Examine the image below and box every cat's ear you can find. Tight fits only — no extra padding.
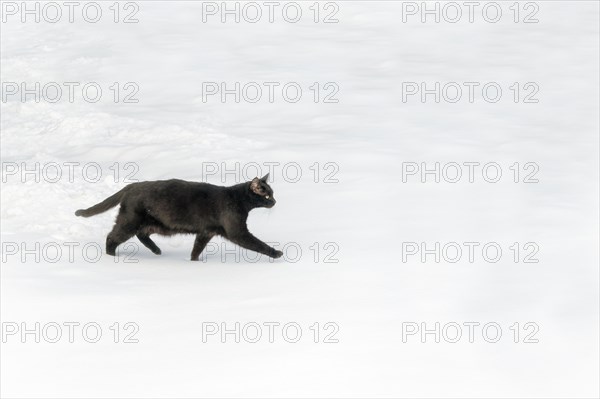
[261,173,270,182]
[250,177,261,193]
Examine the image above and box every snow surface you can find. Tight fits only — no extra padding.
[1,1,599,398]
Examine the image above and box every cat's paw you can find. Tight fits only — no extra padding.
[271,250,283,259]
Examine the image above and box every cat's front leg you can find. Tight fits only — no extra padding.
[227,231,282,259]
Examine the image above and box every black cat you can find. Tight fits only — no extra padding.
[75,174,283,261]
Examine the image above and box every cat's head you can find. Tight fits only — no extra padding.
[250,174,276,208]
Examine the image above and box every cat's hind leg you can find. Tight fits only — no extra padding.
[106,228,137,256]
[106,207,142,256]
[136,233,162,255]
[190,233,214,261]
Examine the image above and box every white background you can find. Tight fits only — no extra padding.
[1,1,599,397]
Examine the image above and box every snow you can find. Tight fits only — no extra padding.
[1,1,599,398]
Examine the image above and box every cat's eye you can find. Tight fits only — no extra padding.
[265,195,270,199]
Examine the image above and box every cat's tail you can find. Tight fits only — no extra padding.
[75,186,129,217]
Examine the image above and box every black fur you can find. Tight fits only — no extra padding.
[75,174,282,261]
